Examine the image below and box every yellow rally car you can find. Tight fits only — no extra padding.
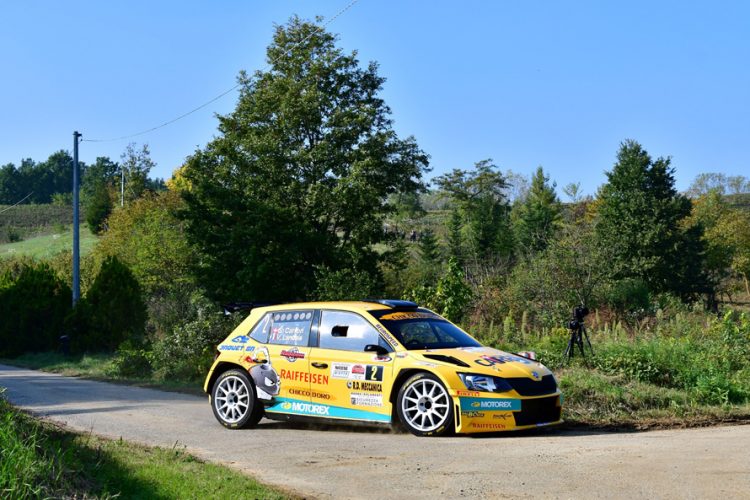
[204,300,562,436]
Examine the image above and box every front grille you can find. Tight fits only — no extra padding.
[513,396,561,426]
[506,374,557,396]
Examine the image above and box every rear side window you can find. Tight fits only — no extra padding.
[268,311,313,347]
[249,313,272,343]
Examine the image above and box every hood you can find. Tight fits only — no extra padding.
[411,346,551,378]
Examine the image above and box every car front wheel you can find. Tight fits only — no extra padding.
[211,369,263,429]
[397,373,454,437]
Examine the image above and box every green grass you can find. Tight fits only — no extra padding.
[0,393,290,499]
[0,225,98,259]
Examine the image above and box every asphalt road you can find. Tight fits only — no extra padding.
[2,364,749,499]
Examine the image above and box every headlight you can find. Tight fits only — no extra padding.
[458,373,513,393]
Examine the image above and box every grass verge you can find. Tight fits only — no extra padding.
[0,393,290,499]
[0,225,98,259]
[0,352,204,395]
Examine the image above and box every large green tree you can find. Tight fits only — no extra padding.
[181,17,428,301]
[512,166,561,255]
[434,159,513,262]
[120,143,155,205]
[594,140,707,298]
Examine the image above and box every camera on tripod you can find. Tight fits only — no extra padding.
[562,304,593,364]
[568,305,589,330]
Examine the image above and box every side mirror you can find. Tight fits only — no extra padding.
[364,344,389,356]
[332,325,349,337]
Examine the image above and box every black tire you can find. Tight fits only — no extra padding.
[396,372,454,437]
[211,369,263,429]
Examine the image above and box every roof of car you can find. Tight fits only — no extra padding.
[256,301,392,312]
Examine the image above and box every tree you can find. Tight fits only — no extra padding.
[418,228,441,266]
[120,143,155,204]
[446,208,464,265]
[75,256,147,351]
[96,190,196,298]
[82,157,119,199]
[434,159,513,262]
[0,163,24,204]
[86,182,113,234]
[512,166,561,255]
[180,17,428,301]
[594,140,707,299]
[687,173,750,198]
[689,190,750,297]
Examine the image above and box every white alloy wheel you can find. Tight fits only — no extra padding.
[398,374,453,436]
[211,369,264,429]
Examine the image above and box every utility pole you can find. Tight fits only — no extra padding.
[72,131,82,306]
[121,163,125,207]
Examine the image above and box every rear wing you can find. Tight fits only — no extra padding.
[221,301,280,315]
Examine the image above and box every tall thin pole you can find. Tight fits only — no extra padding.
[72,131,81,306]
[121,164,124,207]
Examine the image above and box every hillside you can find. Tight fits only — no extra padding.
[0,226,97,259]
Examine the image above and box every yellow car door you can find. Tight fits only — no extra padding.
[260,310,318,417]
[307,309,395,423]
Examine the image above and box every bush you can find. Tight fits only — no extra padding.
[106,341,153,378]
[150,294,240,382]
[0,262,71,357]
[68,256,146,352]
[409,258,472,323]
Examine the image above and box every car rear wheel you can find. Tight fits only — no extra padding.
[397,373,454,437]
[211,369,263,429]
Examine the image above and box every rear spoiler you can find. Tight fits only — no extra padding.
[221,301,280,316]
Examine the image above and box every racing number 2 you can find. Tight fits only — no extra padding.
[366,365,383,382]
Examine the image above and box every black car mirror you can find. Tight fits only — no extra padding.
[364,344,388,356]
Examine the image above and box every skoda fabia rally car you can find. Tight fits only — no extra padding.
[204,300,562,436]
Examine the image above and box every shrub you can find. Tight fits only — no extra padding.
[0,262,71,357]
[151,296,240,382]
[68,256,146,352]
[409,258,472,323]
[106,341,153,378]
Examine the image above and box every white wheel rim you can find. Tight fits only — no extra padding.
[401,379,450,432]
[214,375,251,424]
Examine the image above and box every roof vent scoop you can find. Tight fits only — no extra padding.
[422,354,471,368]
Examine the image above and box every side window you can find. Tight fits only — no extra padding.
[249,313,272,343]
[268,311,313,347]
[319,311,387,352]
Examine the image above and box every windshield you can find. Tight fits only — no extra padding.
[369,309,481,350]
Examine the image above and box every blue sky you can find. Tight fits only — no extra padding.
[1,1,748,197]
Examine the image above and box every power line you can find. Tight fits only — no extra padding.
[0,192,34,214]
[83,0,360,143]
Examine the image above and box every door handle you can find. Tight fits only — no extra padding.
[311,362,328,369]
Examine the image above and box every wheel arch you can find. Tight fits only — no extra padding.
[389,368,458,425]
[205,361,246,395]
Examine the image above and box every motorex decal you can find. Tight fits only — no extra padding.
[459,397,521,411]
[265,397,391,422]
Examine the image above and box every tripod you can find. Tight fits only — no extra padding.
[562,319,594,365]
